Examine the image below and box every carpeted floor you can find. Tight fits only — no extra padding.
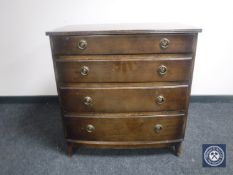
[0,102,232,175]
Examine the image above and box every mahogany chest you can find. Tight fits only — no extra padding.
[46,24,201,156]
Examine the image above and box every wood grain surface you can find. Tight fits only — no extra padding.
[64,113,185,141]
[56,54,192,83]
[60,83,188,113]
[51,34,196,55]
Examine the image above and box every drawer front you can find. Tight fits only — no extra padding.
[60,83,188,113]
[56,55,192,83]
[52,34,196,55]
[64,114,184,141]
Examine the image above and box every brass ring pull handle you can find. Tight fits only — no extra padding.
[80,66,89,76]
[83,96,92,106]
[77,40,87,50]
[86,124,95,133]
[154,124,163,133]
[158,65,167,76]
[156,95,166,104]
[160,38,170,49]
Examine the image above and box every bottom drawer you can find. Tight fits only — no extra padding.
[64,113,185,142]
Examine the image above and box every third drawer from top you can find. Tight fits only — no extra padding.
[60,83,188,113]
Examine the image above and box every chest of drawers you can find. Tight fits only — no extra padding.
[46,24,201,156]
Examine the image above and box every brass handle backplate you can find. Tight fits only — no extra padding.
[156,95,165,104]
[154,124,163,133]
[78,40,87,50]
[86,124,95,133]
[160,38,170,49]
[80,66,89,76]
[158,65,167,76]
[83,96,92,106]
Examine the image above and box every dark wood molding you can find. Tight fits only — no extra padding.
[46,23,202,36]
[0,95,232,103]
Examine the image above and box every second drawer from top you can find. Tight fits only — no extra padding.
[56,54,192,83]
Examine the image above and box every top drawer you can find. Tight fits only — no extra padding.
[51,34,196,55]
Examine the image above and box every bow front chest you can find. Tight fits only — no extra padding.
[46,24,201,156]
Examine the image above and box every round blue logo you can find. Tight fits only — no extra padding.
[204,146,225,166]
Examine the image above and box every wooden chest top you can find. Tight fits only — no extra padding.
[46,23,201,36]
